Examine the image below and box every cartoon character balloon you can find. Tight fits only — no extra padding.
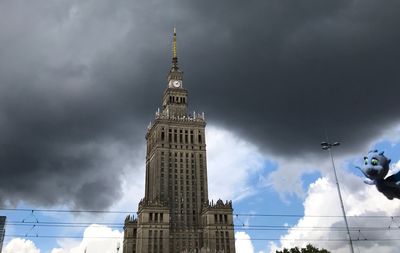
[357,150,400,200]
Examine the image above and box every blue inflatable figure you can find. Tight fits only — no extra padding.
[357,150,400,200]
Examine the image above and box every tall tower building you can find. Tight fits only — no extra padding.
[123,29,236,253]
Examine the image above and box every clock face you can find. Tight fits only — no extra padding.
[173,80,181,88]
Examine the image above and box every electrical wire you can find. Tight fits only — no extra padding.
[3,207,400,244]
[2,207,400,219]
[4,234,400,242]
[5,221,400,232]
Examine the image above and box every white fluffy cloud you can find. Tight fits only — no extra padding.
[4,238,40,253]
[271,174,400,253]
[236,231,255,253]
[51,225,123,253]
[206,125,267,202]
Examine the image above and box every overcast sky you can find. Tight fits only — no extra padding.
[1,0,400,217]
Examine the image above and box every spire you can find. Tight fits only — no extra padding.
[173,27,177,58]
[172,27,178,68]
[167,27,183,82]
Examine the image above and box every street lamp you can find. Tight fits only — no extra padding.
[320,141,354,253]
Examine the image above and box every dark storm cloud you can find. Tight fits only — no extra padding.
[179,0,400,157]
[0,0,399,208]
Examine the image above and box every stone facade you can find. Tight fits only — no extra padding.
[123,30,236,253]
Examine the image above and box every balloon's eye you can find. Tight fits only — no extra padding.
[371,158,379,166]
[364,158,368,165]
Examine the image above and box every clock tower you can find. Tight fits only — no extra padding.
[163,28,187,118]
[123,28,236,253]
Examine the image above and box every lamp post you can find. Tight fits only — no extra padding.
[320,141,354,253]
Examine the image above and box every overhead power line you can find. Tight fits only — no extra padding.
[5,220,400,232]
[5,221,400,229]
[1,207,400,218]
[0,207,131,214]
[4,234,400,242]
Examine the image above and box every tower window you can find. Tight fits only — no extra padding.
[198,134,202,143]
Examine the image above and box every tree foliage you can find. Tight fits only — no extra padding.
[276,244,331,253]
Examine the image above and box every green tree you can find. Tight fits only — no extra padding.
[276,244,331,253]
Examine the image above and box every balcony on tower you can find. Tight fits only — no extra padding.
[147,110,205,131]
